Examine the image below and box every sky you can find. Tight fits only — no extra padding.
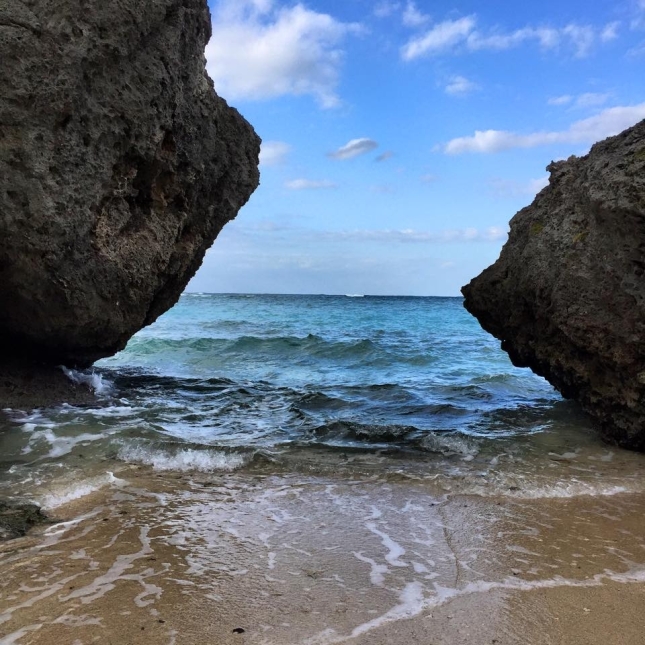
[186,0,645,296]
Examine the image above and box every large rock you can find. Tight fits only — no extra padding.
[0,0,260,366]
[463,119,645,450]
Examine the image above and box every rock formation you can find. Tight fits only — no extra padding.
[0,0,260,366]
[463,119,645,450]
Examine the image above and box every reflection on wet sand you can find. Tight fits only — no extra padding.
[2,469,645,644]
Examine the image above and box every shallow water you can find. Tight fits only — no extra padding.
[1,294,645,508]
[2,471,645,644]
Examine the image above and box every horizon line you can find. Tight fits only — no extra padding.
[182,291,464,298]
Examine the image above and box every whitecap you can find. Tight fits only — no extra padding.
[38,472,126,509]
[60,366,110,394]
[418,432,480,459]
[117,444,249,473]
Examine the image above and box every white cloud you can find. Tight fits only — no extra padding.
[467,26,561,52]
[548,95,573,106]
[226,221,507,244]
[575,92,611,108]
[328,138,379,160]
[549,93,611,108]
[206,0,360,108]
[445,75,479,96]
[628,41,645,56]
[285,178,337,190]
[528,177,550,193]
[259,140,291,166]
[631,1,645,30]
[561,24,595,57]
[401,17,476,60]
[402,1,430,28]
[420,174,438,183]
[338,227,508,243]
[374,1,400,18]
[375,150,395,162]
[600,21,620,42]
[443,103,645,154]
[489,176,549,197]
[402,16,612,60]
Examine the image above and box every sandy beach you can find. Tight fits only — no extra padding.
[2,468,645,644]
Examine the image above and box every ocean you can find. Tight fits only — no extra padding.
[3,294,645,645]
[1,293,644,507]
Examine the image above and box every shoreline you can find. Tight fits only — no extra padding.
[2,467,645,644]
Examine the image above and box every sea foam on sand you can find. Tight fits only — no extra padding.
[2,472,645,645]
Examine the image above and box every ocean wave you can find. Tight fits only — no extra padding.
[116,334,434,369]
[416,432,480,459]
[442,472,645,499]
[117,443,251,472]
[38,471,125,509]
[304,421,481,459]
[61,366,111,394]
[309,421,418,444]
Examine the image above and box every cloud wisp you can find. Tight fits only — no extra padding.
[285,179,338,190]
[323,227,507,243]
[228,221,507,244]
[375,150,395,162]
[401,16,616,60]
[206,0,361,108]
[328,138,379,160]
[445,75,479,96]
[442,103,645,154]
[488,176,549,198]
[547,92,611,108]
[402,1,430,28]
[402,16,475,60]
[259,141,291,166]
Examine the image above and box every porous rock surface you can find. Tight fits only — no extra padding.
[0,0,260,366]
[463,119,645,450]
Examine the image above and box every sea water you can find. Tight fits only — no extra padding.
[2,293,645,507]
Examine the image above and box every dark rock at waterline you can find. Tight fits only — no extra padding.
[0,0,260,366]
[0,500,50,540]
[0,361,96,408]
[462,119,645,450]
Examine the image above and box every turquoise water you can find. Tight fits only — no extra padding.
[3,293,645,505]
[98,294,563,447]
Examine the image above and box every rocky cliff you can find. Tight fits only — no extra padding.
[463,119,645,450]
[0,0,260,366]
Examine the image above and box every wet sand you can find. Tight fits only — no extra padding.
[2,469,645,644]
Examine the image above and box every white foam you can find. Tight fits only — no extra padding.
[365,522,407,567]
[419,433,480,459]
[24,428,113,460]
[501,481,634,500]
[0,624,43,644]
[60,366,110,395]
[118,445,249,473]
[353,552,388,586]
[39,472,126,510]
[304,565,645,645]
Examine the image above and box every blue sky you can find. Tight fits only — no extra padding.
[187,0,645,296]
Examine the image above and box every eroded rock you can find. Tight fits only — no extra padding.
[463,119,645,450]
[0,0,260,366]
[0,500,49,540]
